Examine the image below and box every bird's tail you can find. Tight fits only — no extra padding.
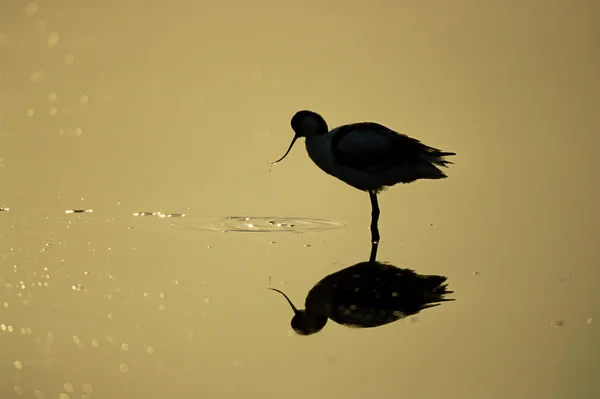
[428,150,456,167]
[413,149,455,180]
[387,148,456,184]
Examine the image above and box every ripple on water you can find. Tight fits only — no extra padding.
[184,216,347,234]
[42,211,345,234]
[46,209,98,226]
[46,210,184,228]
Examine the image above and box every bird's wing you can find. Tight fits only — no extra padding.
[331,122,426,172]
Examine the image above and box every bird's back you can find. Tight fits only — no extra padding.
[318,122,455,190]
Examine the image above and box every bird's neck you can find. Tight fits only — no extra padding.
[305,134,333,173]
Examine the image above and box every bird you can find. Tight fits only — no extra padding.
[270,110,456,244]
[269,260,454,335]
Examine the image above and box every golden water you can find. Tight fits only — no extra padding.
[1,1,599,398]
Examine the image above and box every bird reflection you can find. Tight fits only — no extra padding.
[269,256,454,335]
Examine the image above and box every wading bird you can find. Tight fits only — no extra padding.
[270,110,455,244]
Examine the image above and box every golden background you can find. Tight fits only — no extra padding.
[1,1,598,398]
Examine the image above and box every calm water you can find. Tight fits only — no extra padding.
[1,1,599,398]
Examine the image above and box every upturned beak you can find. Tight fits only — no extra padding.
[268,287,299,315]
[269,134,299,166]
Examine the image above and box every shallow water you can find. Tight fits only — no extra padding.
[1,1,599,399]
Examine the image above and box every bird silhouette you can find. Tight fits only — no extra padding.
[271,110,455,244]
[269,259,454,335]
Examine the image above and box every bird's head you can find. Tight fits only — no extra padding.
[270,110,328,166]
[290,110,328,138]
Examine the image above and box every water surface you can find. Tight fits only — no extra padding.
[1,1,599,399]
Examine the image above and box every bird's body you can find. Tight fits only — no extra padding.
[271,110,456,243]
[304,122,454,193]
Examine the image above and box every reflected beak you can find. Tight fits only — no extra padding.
[269,135,299,166]
[268,287,299,315]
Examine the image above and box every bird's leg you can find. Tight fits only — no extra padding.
[369,241,379,263]
[369,191,380,245]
